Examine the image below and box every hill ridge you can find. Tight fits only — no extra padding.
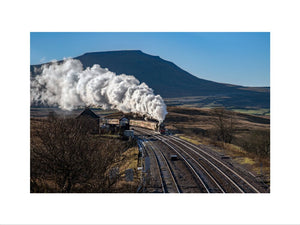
[30,50,269,109]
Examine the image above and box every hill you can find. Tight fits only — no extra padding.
[30,50,269,109]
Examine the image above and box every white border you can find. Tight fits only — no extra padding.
[1,0,300,224]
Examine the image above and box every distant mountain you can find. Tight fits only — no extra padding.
[30,50,270,109]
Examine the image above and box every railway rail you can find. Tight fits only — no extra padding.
[148,135,209,193]
[134,127,264,193]
[136,130,208,193]
[136,129,213,193]
[140,136,180,193]
[138,138,165,193]
[139,129,224,193]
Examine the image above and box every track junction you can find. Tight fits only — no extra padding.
[134,127,269,193]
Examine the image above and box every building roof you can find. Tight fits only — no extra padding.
[77,107,100,119]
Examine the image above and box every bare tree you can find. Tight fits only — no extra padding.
[31,116,123,193]
[210,107,236,143]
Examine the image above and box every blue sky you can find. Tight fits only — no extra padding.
[30,32,270,87]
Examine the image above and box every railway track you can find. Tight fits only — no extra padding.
[148,135,210,193]
[138,138,165,193]
[136,130,209,193]
[135,129,214,193]
[139,130,225,193]
[158,136,225,193]
[140,137,180,193]
[166,135,261,193]
[134,127,263,193]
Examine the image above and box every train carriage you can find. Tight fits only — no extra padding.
[129,120,158,130]
[129,119,165,134]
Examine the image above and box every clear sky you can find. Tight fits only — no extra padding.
[30,32,270,87]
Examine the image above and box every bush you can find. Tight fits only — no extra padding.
[31,116,125,193]
[240,130,270,158]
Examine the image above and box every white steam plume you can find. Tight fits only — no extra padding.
[31,59,168,123]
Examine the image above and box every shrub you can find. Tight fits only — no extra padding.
[31,116,124,193]
[240,130,270,158]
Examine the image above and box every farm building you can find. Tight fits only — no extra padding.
[76,107,100,134]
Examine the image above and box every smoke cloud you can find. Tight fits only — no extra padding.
[31,59,168,123]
